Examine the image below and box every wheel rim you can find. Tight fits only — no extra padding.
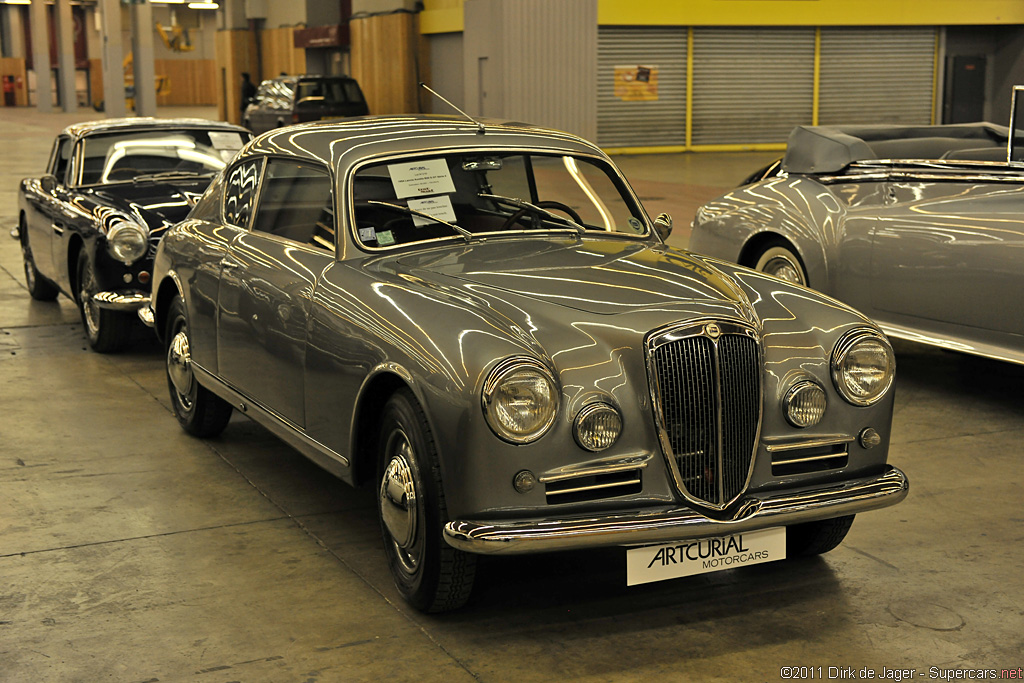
[380,431,421,575]
[78,259,102,337]
[167,326,195,411]
[755,246,807,286]
[22,246,36,291]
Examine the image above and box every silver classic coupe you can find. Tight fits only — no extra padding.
[690,88,1024,366]
[146,114,907,612]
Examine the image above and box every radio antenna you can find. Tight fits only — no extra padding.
[419,82,485,134]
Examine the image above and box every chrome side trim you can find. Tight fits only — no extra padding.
[443,466,908,555]
[190,362,352,474]
[772,451,848,467]
[547,474,641,498]
[92,290,150,311]
[537,452,652,484]
[764,435,853,453]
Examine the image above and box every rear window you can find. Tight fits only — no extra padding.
[295,79,364,105]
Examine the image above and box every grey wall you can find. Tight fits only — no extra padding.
[463,0,597,139]
[426,32,464,113]
[945,26,1024,124]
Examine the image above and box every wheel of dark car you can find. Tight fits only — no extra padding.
[165,295,233,437]
[377,388,477,612]
[752,240,808,287]
[76,250,132,353]
[787,514,855,557]
[19,218,59,301]
[501,200,583,230]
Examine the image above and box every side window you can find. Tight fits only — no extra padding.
[223,158,263,228]
[49,136,73,185]
[250,158,334,251]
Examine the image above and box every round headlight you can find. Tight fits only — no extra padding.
[784,380,826,428]
[573,403,622,451]
[831,329,895,406]
[482,358,558,443]
[107,220,150,264]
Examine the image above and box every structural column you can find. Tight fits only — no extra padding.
[100,0,127,117]
[29,0,52,112]
[131,1,157,117]
[55,0,77,112]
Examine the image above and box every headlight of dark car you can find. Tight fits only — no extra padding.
[106,219,150,264]
[482,357,558,443]
[831,329,895,406]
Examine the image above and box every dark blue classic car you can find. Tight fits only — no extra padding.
[147,115,907,612]
[16,118,251,352]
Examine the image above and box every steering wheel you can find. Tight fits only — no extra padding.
[501,200,583,230]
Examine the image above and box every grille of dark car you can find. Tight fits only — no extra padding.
[648,322,761,509]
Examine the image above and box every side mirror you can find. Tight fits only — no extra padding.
[654,212,673,241]
[40,175,58,193]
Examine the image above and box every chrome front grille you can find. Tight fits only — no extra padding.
[647,321,761,509]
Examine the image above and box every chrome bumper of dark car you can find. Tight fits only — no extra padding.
[92,290,150,312]
[444,466,908,555]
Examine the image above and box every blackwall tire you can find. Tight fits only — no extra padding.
[377,388,476,613]
[20,219,59,301]
[76,250,132,353]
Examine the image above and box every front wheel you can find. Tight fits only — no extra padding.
[77,250,132,352]
[752,239,808,287]
[787,515,855,557]
[377,389,476,612]
[165,295,233,437]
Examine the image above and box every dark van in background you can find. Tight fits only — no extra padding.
[243,75,369,134]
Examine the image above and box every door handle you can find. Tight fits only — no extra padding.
[220,258,242,271]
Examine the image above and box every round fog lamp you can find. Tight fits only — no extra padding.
[573,403,622,451]
[784,381,827,428]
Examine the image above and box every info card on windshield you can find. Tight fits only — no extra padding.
[388,159,456,199]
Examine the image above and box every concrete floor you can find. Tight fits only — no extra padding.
[1,106,1022,682]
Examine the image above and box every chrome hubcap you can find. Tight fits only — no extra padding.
[167,330,194,408]
[379,435,419,573]
[763,256,804,285]
[79,262,101,335]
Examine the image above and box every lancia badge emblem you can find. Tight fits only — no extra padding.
[705,323,721,338]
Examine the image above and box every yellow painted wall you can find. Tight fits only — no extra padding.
[421,0,1024,33]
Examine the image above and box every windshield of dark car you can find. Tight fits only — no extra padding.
[78,129,249,185]
[351,152,648,249]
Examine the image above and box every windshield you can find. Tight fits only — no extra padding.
[296,78,364,105]
[351,152,648,249]
[79,129,249,185]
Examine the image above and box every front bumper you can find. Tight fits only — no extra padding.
[444,465,908,555]
[92,290,150,312]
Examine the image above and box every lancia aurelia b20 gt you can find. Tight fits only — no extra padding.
[147,115,908,612]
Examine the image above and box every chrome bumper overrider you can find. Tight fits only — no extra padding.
[92,290,150,312]
[443,466,908,555]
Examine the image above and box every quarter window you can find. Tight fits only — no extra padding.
[223,158,263,228]
[50,136,73,185]
[250,159,334,251]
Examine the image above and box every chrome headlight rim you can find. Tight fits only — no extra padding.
[831,328,896,407]
[481,356,558,444]
[573,402,623,452]
[783,379,827,428]
[106,219,150,265]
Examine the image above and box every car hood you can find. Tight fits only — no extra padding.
[391,237,755,319]
[89,178,209,233]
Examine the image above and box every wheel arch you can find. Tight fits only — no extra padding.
[350,369,415,487]
[67,234,87,294]
[738,231,824,289]
[152,273,184,344]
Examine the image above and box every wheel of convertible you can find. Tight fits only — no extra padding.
[787,514,855,557]
[76,250,132,352]
[19,218,59,301]
[752,239,808,287]
[501,200,583,230]
[165,295,233,437]
[377,388,477,612]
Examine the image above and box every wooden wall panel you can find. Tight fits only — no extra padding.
[351,12,422,115]
[155,59,217,106]
[261,27,306,78]
[0,57,29,107]
[215,29,258,124]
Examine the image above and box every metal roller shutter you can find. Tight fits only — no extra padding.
[691,27,815,145]
[819,27,936,126]
[597,27,687,147]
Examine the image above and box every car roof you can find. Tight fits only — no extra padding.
[61,117,251,140]
[244,114,607,172]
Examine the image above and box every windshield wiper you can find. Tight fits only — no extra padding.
[478,192,586,234]
[132,170,216,183]
[366,200,472,241]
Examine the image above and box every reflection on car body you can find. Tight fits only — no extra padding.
[16,118,252,352]
[691,88,1024,366]
[147,115,907,612]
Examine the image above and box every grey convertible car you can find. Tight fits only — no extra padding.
[690,97,1024,366]
[147,115,907,612]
